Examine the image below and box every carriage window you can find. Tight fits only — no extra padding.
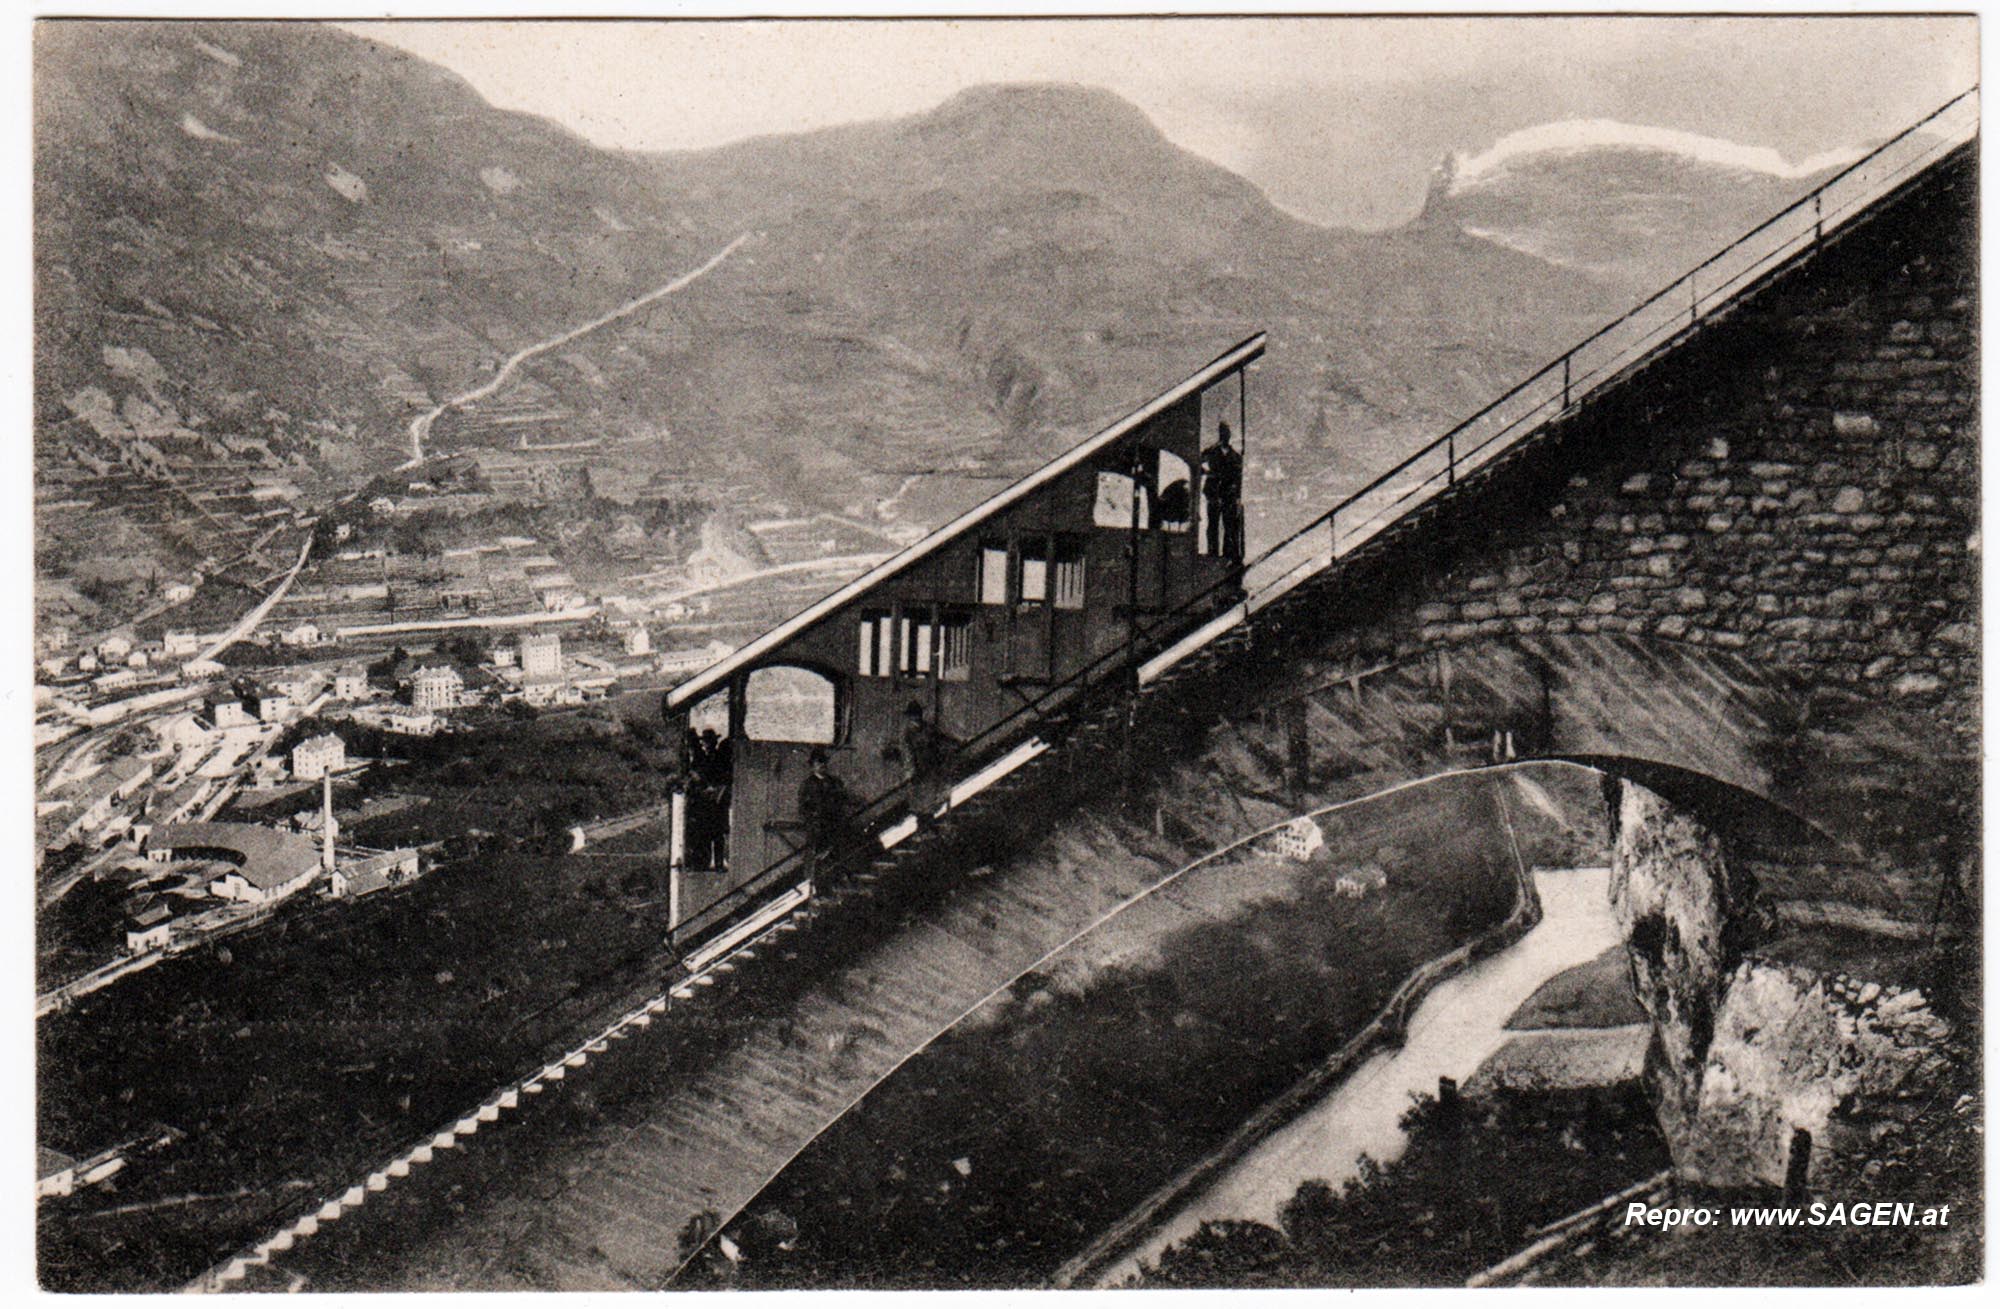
[1053,536,1086,609]
[857,609,894,678]
[979,542,1009,605]
[743,665,839,744]
[1019,540,1048,604]
[899,608,936,678]
[1093,471,1150,529]
[1157,451,1193,532]
[939,611,972,682]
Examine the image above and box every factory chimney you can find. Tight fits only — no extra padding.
[321,771,336,873]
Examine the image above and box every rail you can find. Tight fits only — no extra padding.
[676,86,1979,949]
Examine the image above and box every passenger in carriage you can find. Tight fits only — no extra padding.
[896,700,956,822]
[696,728,733,870]
[1201,421,1244,559]
[679,728,714,871]
[797,747,853,882]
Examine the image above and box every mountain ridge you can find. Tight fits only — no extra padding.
[36,22,1625,635]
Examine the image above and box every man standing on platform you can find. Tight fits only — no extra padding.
[1201,420,1244,559]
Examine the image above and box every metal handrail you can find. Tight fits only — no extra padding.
[675,86,1978,947]
[1257,83,1978,577]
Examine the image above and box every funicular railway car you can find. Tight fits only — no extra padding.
[662,333,1264,957]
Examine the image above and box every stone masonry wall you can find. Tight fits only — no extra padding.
[1297,147,1977,751]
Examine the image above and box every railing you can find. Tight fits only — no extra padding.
[676,86,1979,950]
[1238,86,1978,604]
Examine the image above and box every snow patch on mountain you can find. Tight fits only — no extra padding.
[1448,119,1864,193]
[324,163,368,204]
[191,37,242,68]
[179,113,239,144]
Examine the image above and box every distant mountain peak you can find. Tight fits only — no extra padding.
[1444,118,1865,194]
[914,81,1172,153]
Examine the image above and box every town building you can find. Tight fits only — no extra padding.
[1334,864,1389,899]
[382,707,439,735]
[519,632,563,679]
[291,733,347,780]
[1272,816,1325,862]
[520,677,582,708]
[161,581,196,605]
[656,639,735,679]
[281,622,321,647]
[272,673,319,703]
[207,698,254,731]
[162,631,200,656]
[148,712,212,753]
[333,667,370,700]
[54,757,157,845]
[254,693,291,723]
[148,822,322,906]
[621,625,652,656]
[96,634,132,662]
[329,847,422,899]
[125,902,173,954]
[409,665,463,712]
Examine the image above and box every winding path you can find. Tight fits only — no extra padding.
[194,534,314,665]
[400,233,751,468]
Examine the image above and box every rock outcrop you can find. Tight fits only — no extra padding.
[1610,778,1953,1190]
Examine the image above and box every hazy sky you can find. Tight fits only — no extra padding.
[344,16,1977,229]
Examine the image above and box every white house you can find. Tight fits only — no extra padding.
[519,633,563,679]
[620,625,652,656]
[162,581,197,605]
[330,847,421,898]
[333,667,370,700]
[125,902,173,954]
[382,708,439,736]
[97,634,132,662]
[163,631,200,656]
[149,712,212,753]
[520,677,582,708]
[409,665,462,712]
[657,640,735,678]
[292,733,347,780]
[255,693,292,723]
[1334,864,1389,899]
[208,698,254,731]
[281,622,321,648]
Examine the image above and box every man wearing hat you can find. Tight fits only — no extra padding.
[797,747,853,882]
